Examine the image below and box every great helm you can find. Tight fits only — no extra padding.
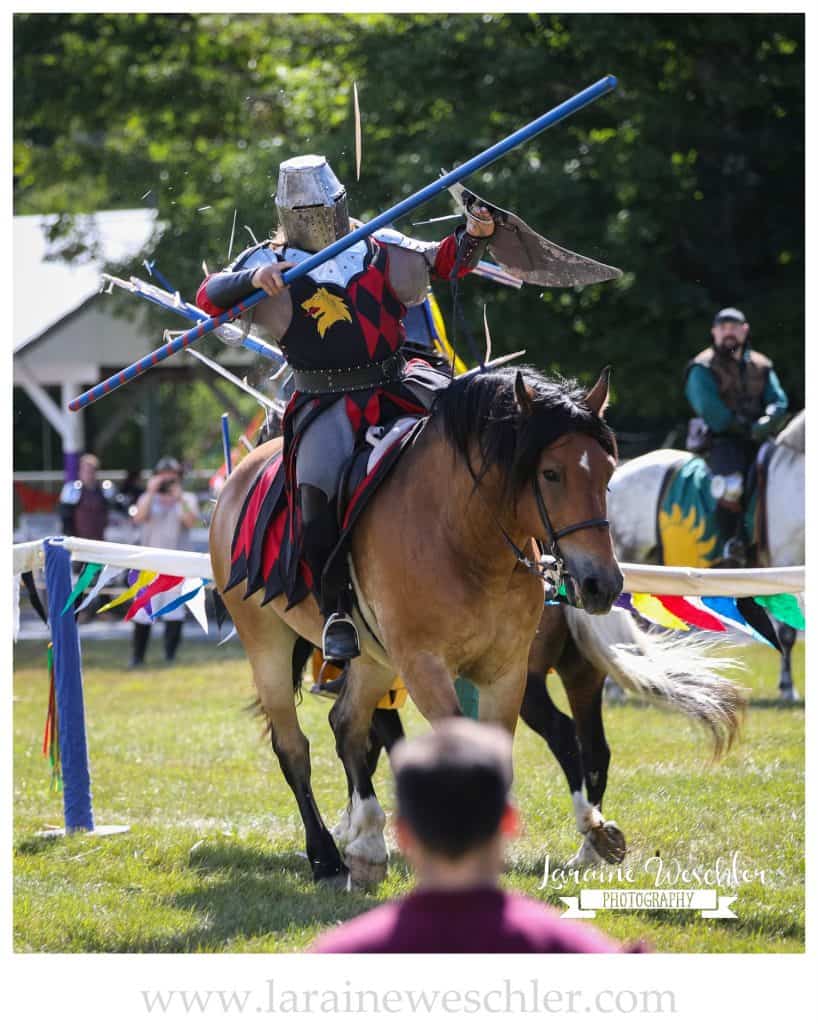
[275,154,350,253]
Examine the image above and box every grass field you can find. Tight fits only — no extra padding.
[13,633,804,953]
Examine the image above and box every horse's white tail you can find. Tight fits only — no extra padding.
[563,606,747,759]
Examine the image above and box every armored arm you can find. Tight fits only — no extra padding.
[196,243,280,316]
[381,211,494,307]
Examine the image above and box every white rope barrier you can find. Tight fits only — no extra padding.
[13,537,805,597]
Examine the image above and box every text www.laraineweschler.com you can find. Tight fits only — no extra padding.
[140,978,677,1016]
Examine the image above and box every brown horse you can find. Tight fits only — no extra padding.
[210,366,622,884]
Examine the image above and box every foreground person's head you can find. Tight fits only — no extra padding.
[392,718,519,887]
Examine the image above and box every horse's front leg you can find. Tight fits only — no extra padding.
[328,658,396,886]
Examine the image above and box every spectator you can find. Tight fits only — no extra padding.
[58,452,114,541]
[313,719,641,953]
[128,456,199,668]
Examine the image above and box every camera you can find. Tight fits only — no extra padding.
[157,478,175,494]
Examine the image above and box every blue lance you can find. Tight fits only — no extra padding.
[69,74,617,412]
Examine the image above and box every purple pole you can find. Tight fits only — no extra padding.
[63,451,80,483]
[69,75,617,412]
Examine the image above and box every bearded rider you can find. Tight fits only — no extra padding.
[197,155,495,662]
[684,307,789,565]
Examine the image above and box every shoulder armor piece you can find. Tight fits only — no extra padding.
[59,481,82,505]
[373,228,436,255]
[231,242,280,273]
[281,240,370,288]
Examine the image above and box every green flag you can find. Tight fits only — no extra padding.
[753,593,805,631]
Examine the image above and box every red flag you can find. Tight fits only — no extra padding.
[124,575,184,621]
[656,595,726,632]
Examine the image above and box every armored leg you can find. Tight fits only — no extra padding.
[295,401,359,662]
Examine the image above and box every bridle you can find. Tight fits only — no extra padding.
[493,475,610,606]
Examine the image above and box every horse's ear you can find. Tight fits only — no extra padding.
[514,370,533,417]
[585,366,612,418]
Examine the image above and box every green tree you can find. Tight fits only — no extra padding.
[14,12,804,456]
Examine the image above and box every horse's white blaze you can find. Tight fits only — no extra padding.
[572,790,604,834]
[578,448,591,474]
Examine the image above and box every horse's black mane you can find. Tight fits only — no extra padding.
[433,365,617,496]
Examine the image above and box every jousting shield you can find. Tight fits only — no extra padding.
[449,182,622,288]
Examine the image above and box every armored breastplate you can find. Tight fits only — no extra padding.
[279,239,407,373]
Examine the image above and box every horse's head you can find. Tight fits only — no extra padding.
[511,367,622,613]
[437,364,622,614]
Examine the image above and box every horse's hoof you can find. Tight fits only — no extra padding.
[344,853,388,887]
[316,867,350,890]
[588,821,627,864]
[565,835,605,868]
[778,686,800,704]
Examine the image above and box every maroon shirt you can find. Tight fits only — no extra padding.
[312,886,632,954]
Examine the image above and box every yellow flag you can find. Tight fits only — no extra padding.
[97,570,157,614]
[631,593,689,631]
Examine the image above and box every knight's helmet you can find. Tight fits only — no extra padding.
[275,154,350,253]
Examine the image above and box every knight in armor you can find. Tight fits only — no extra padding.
[196,155,496,662]
[684,307,789,565]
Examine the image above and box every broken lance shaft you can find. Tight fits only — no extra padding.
[69,74,617,412]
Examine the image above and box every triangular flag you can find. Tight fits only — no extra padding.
[699,596,774,648]
[218,625,238,646]
[736,597,782,652]
[753,593,805,631]
[13,574,21,641]
[77,564,122,611]
[125,574,185,621]
[97,570,157,613]
[614,592,634,613]
[21,571,48,625]
[631,593,689,631]
[61,562,102,615]
[150,578,205,620]
[655,594,727,633]
[186,583,209,634]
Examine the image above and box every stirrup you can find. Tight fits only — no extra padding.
[322,612,360,661]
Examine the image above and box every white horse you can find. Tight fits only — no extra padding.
[607,411,805,697]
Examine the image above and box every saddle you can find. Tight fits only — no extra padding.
[226,413,428,611]
[656,444,773,568]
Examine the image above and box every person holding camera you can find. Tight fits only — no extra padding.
[129,457,200,668]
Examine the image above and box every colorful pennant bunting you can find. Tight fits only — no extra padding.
[125,574,185,621]
[697,596,775,648]
[149,578,208,621]
[753,593,805,631]
[96,570,157,614]
[655,594,727,632]
[631,593,690,631]
[61,562,103,615]
[77,564,123,611]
